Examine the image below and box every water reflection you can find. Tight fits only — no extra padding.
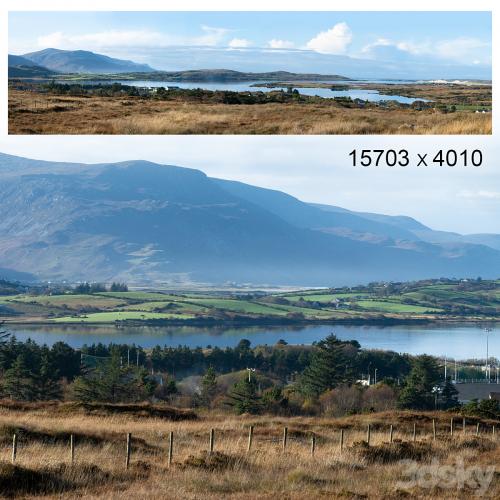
[7,323,498,360]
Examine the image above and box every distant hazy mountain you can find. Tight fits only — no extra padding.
[14,46,491,80]
[311,203,500,252]
[0,153,499,286]
[20,48,155,74]
[143,47,491,81]
[108,69,349,82]
[8,54,55,78]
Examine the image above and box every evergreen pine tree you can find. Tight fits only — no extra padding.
[2,353,37,401]
[398,355,441,410]
[225,377,261,414]
[440,377,459,409]
[200,366,218,407]
[300,334,357,397]
[35,351,63,400]
[73,353,156,403]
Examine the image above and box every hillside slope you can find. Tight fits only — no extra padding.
[8,54,55,78]
[1,153,499,285]
[21,48,154,74]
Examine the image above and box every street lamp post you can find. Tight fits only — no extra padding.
[247,367,256,383]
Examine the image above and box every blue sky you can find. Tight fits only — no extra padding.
[9,11,492,70]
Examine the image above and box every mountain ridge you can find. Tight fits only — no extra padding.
[0,153,499,286]
[20,48,155,74]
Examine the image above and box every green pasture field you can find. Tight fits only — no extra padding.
[4,294,127,309]
[184,298,287,315]
[282,293,365,302]
[54,311,196,323]
[355,300,442,313]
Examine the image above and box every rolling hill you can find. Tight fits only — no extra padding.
[0,152,499,286]
[19,48,155,74]
[8,54,55,78]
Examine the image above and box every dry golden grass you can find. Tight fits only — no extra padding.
[0,403,498,498]
[8,90,492,135]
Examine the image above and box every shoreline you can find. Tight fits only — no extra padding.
[5,317,499,328]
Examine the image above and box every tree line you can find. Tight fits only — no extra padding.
[0,322,497,419]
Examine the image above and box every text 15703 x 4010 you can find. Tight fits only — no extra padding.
[349,149,483,167]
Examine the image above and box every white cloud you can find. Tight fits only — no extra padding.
[434,37,490,63]
[37,26,231,51]
[361,36,490,65]
[228,38,251,48]
[196,26,231,46]
[267,39,295,49]
[306,22,352,55]
[458,190,500,200]
[38,30,169,49]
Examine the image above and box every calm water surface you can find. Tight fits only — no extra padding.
[7,323,498,360]
[89,80,426,104]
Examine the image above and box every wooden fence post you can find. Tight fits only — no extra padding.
[168,431,173,468]
[389,425,393,443]
[70,434,75,464]
[282,427,288,453]
[310,433,316,456]
[450,418,454,437]
[493,425,496,438]
[339,429,344,452]
[476,423,480,436]
[209,429,215,454]
[463,418,466,436]
[432,419,436,441]
[125,433,131,469]
[11,434,17,464]
[247,426,254,453]
[413,422,417,442]
[366,424,371,446]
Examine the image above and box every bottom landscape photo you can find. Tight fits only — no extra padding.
[0,141,498,498]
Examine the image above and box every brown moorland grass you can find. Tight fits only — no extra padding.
[8,90,492,135]
[0,403,497,498]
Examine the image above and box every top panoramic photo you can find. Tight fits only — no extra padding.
[8,11,492,135]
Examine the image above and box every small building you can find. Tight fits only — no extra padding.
[455,383,500,403]
[489,392,500,401]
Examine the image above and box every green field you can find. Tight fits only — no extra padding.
[184,298,286,315]
[1,278,499,324]
[283,293,366,302]
[54,311,196,323]
[355,300,441,314]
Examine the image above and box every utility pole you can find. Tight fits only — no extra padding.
[444,356,447,381]
[485,328,492,383]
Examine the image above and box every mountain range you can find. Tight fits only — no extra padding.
[8,54,56,78]
[0,153,499,286]
[8,47,492,80]
[10,48,154,75]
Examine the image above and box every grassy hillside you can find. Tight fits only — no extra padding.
[0,403,497,498]
[0,278,499,325]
